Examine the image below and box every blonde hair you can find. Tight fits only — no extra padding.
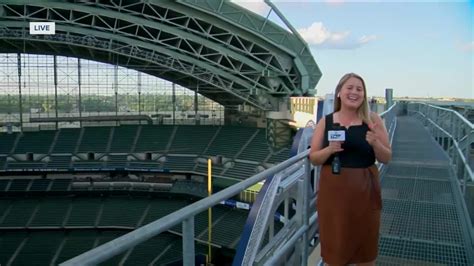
[333,73,371,124]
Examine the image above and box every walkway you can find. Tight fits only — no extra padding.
[377,116,474,265]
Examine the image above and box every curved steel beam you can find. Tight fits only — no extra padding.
[0,0,321,108]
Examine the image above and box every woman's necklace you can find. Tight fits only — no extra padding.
[336,113,361,128]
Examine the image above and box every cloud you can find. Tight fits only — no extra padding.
[298,22,347,44]
[458,41,474,52]
[324,0,345,6]
[231,0,270,16]
[358,35,377,44]
[298,22,377,49]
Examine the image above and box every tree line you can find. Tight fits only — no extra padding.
[0,94,218,113]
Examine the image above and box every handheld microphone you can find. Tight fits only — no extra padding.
[328,123,345,174]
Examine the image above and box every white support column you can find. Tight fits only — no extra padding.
[182,217,195,266]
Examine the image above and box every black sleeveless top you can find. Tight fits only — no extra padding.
[323,113,376,168]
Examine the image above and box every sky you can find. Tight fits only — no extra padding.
[232,0,474,99]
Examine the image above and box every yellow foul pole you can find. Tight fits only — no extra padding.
[207,158,212,264]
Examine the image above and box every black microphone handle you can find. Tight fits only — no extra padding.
[332,152,341,174]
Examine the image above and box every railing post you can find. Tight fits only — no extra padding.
[462,130,472,196]
[467,130,473,169]
[295,175,305,264]
[449,112,454,160]
[454,116,459,144]
[183,217,195,266]
[462,169,466,195]
[301,158,311,266]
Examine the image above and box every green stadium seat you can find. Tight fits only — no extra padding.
[128,160,162,169]
[29,198,70,227]
[14,131,55,154]
[0,132,18,154]
[56,231,97,264]
[0,198,12,220]
[211,209,247,248]
[13,231,63,265]
[238,129,270,162]
[134,125,174,153]
[49,179,71,191]
[154,240,183,265]
[163,156,196,172]
[170,180,207,197]
[1,198,38,227]
[65,198,102,227]
[194,162,224,176]
[47,155,71,169]
[223,162,258,180]
[170,125,218,155]
[0,231,28,265]
[98,197,148,228]
[77,127,111,153]
[95,231,127,265]
[123,233,178,266]
[73,160,104,169]
[140,199,188,226]
[0,179,9,192]
[7,162,45,170]
[109,125,138,153]
[205,127,256,158]
[106,154,128,168]
[266,147,291,164]
[0,156,6,170]
[155,241,209,266]
[8,179,31,191]
[52,128,81,153]
[29,179,51,191]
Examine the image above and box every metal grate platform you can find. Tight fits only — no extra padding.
[378,236,469,265]
[378,116,474,265]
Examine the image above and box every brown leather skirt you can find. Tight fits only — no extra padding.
[317,165,382,265]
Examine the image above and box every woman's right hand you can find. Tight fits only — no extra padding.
[310,116,345,166]
[327,141,344,154]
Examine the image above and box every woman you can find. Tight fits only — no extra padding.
[309,73,391,265]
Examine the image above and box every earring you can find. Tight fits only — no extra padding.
[337,94,340,98]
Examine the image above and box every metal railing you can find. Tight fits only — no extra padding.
[378,102,399,173]
[408,102,474,247]
[60,103,399,266]
[60,150,312,265]
[408,102,474,193]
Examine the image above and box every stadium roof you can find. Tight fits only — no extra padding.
[0,0,321,110]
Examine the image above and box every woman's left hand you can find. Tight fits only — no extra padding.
[367,112,392,164]
[366,123,381,147]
